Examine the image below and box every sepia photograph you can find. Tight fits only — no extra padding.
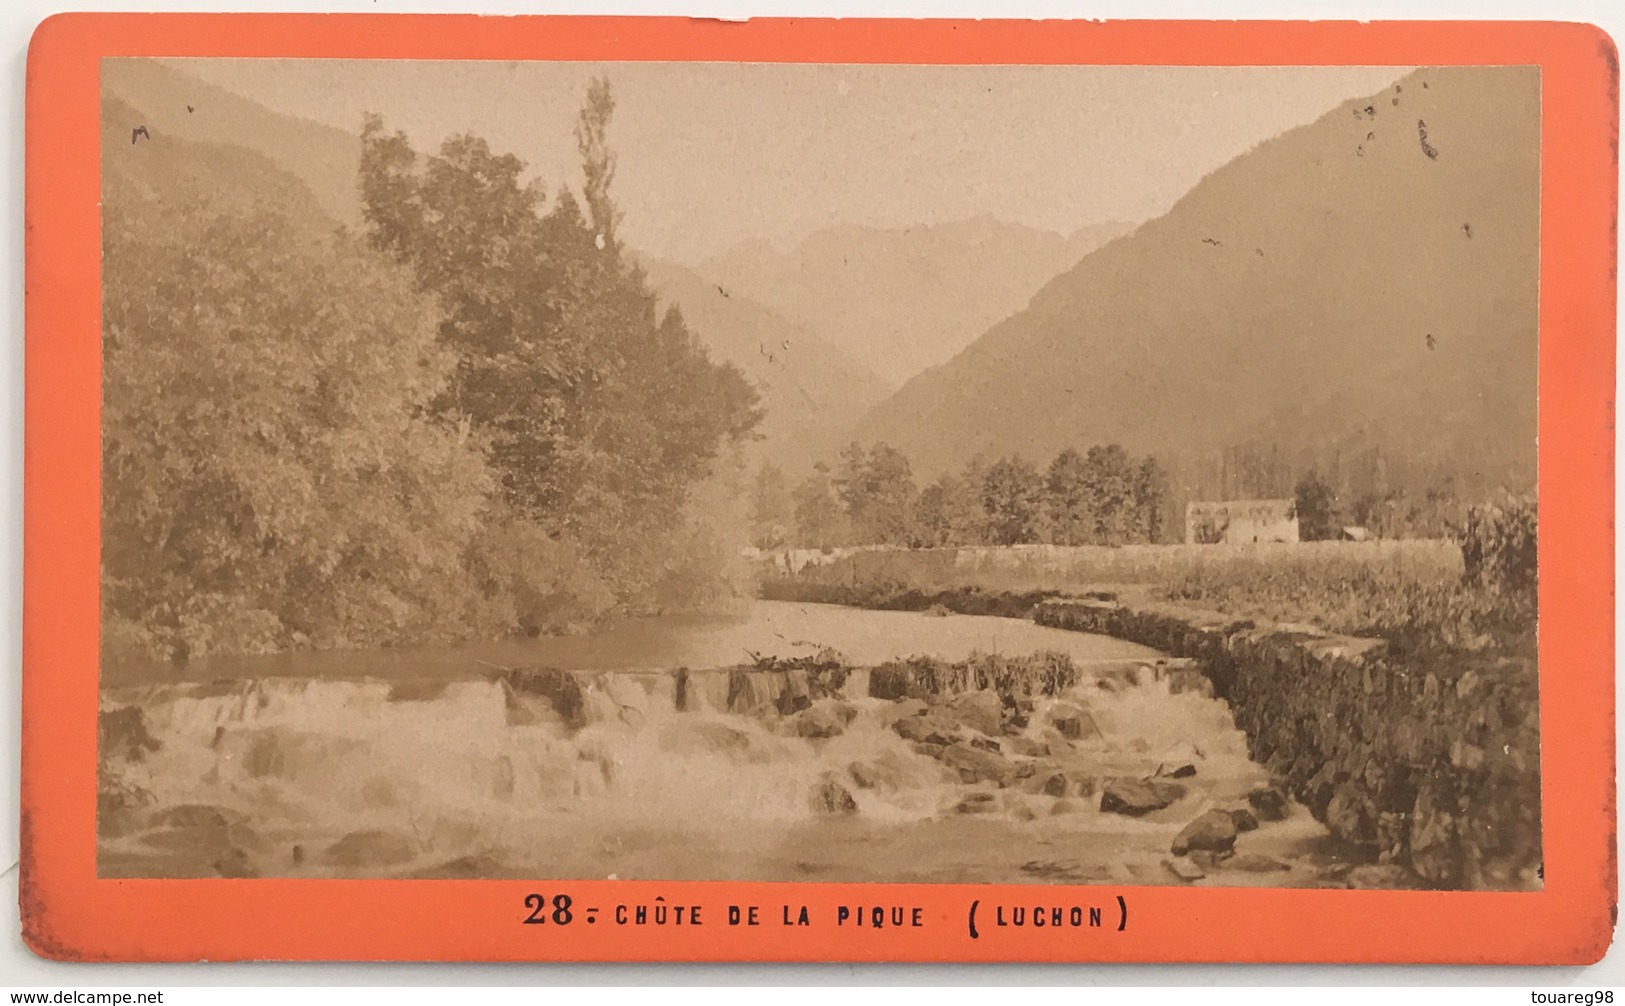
[93,56,1540,893]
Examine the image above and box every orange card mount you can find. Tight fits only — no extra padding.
[22,14,1619,963]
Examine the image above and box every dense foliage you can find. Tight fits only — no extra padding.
[102,80,761,663]
[759,442,1172,550]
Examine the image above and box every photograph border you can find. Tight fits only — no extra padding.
[21,12,1618,963]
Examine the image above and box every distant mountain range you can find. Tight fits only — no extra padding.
[102,59,366,227]
[854,66,1539,499]
[100,62,893,471]
[704,218,1134,385]
[101,60,1532,505]
[633,256,892,472]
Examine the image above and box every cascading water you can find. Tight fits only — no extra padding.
[97,602,1331,885]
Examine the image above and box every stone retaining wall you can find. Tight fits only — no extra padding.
[1035,598,1541,890]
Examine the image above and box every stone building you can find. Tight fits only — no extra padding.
[1185,499,1300,544]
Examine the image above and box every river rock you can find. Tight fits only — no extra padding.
[212,846,258,879]
[1408,784,1462,887]
[323,829,418,869]
[809,777,859,815]
[1227,852,1291,873]
[1247,785,1290,821]
[150,804,247,832]
[1345,864,1420,890]
[502,668,587,729]
[1047,702,1098,741]
[1162,857,1205,882]
[937,744,1016,786]
[99,706,162,763]
[794,701,855,740]
[1041,772,1070,798]
[954,791,999,815]
[1099,777,1186,816]
[1164,764,1197,779]
[774,671,813,715]
[1229,808,1260,832]
[945,690,1003,736]
[1325,783,1374,844]
[1170,809,1239,856]
[893,712,957,746]
[1008,736,1050,758]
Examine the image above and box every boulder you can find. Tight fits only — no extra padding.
[323,829,418,869]
[945,690,1004,736]
[1247,785,1290,822]
[774,672,813,715]
[1162,857,1205,882]
[937,744,1016,786]
[1408,784,1463,887]
[1325,783,1374,844]
[1170,809,1239,856]
[1345,864,1420,890]
[1008,736,1051,758]
[1165,764,1197,779]
[1228,852,1291,873]
[99,706,162,763]
[1229,808,1260,832]
[954,791,999,815]
[793,702,852,739]
[892,712,957,746]
[809,777,859,815]
[1047,702,1098,741]
[1041,773,1070,798]
[1099,777,1187,816]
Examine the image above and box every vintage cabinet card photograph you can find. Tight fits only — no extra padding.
[18,13,1618,964]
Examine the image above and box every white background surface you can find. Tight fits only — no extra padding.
[2,0,1621,985]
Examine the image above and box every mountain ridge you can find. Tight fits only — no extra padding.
[853,66,1539,502]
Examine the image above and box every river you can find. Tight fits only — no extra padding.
[98,600,1333,886]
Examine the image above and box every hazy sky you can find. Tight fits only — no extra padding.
[171,59,1406,265]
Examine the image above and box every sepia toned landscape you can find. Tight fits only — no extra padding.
[96,59,1539,891]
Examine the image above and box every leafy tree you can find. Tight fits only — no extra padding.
[833,442,918,545]
[791,463,847,550]
[1080,444,1137,545]
[358,81,761,598]
[748,462,794,550]
[1293,470,1340,541]
[981,456,1045,545]
[1133,456,1171,544]
[102,181,494,662]
[1044,448,1094,545]
[948,457,993,546]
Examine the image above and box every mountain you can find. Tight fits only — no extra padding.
[853,66,1539,500]
[636,256,893,473]
[702,217,1134,385]
[102,93,337,235]
[101,58,364,227]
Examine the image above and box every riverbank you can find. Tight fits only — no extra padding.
[754,545,1541,891]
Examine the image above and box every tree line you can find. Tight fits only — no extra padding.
[750,443,1171,551]
[101,80,760,663]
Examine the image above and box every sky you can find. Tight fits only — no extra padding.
[171,58,1406,265]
